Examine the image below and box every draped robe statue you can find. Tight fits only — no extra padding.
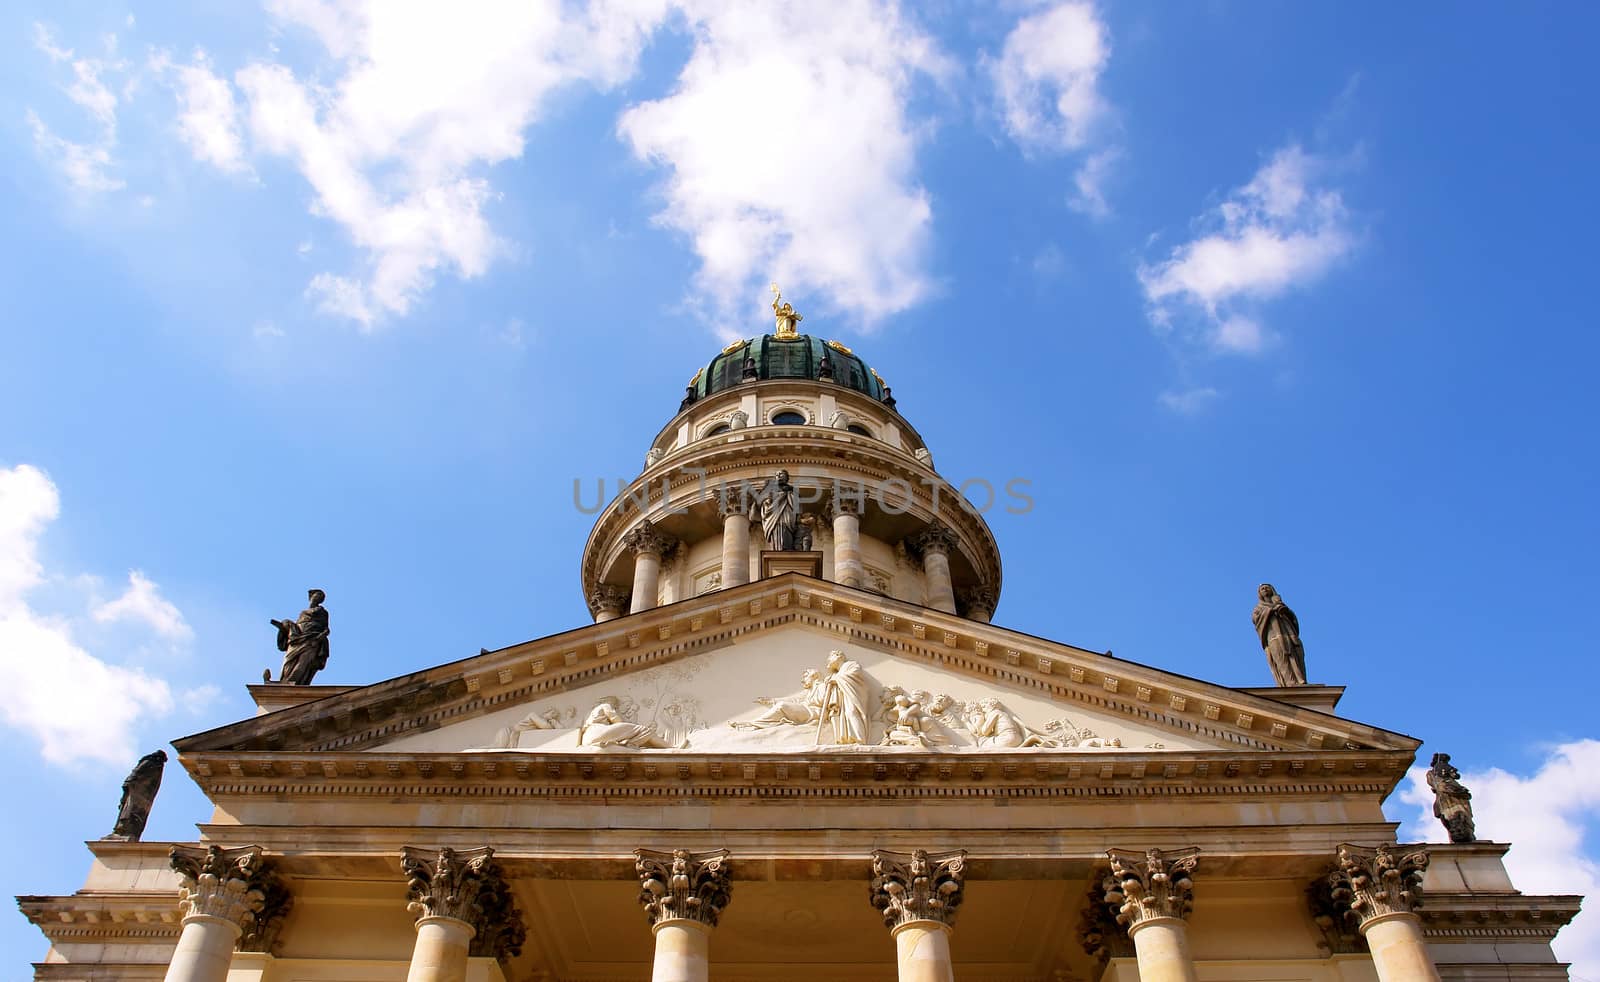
[106,750,166,840]
[750,469,802,551]
[272,589,330,685]
[579,700,678,749]
[731,669,824,730]
[1251,583,1307,686]
[1427,753,1477,843]
[817,650,870,745]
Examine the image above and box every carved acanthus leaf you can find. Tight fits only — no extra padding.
[168,844,272,930]
[237,870,293,954]
[1105,847,1198,927]
[586,583,630,616]
[1079,873,1135,962]
[869,849,967,929]
[623,521,678,558]
[1328,843,1429,926]
[635,848,732,927]
[401,845,524,959]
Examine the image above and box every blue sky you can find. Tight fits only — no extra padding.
[3,0,1598,975]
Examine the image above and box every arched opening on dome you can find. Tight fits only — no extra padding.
[705,424,730,437]
[771,411,806,426]
[847,424,872,437]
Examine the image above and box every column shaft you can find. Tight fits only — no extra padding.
[1362,913,1441,982]
[631,551,662,614]
[406,915,475,982]
[1128,916,1199,982]
[832,512,863,587]
[891,919,954,982]
[922,550,956,614]
[596,607,622,623]
[721,513,750,588]
[162,916,242,982]
[650,919,711,982]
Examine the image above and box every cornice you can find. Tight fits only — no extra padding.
[180,746,1410,804]
[1418,892,1583,944]
[16,894,182,943]
[172,577,1418,774]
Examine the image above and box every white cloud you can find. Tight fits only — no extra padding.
[991,1,1109,152]
[1140,144,1354,351]
[232,0,670,328]
[1068,147,1117,219]
[618,0,949,329]
[28,24,128,195]
[93,570,194,641]
[0,465,198,767]
[153,49,251,175]
[1397,743,1600,982]
[1157,386,1219,414]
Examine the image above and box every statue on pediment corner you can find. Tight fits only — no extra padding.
[268,588,330,685]
[1252,583,1307,686]
[105,749,166,841]
[1427,752,1476,843]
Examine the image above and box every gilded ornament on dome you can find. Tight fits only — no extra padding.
[721,338,749,355]
[770,283,803,338]
[826,339,854,355]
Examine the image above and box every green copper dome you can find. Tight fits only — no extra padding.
[681,334,893,411]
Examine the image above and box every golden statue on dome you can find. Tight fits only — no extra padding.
[771,283,802,338]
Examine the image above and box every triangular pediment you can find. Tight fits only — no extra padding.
[175,574,1417,763]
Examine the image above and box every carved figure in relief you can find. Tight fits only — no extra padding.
[816,649,870,745]
[1427,752,1477,843]
[966,698,1061,748]
[750,469,802,551]
[578,699,682,749]
[489,709,563,749]
[105,749,166,840]
[882,695,934,747]
[731,669,825,730]
[1252,583,1308,686]
[268,588,330,685]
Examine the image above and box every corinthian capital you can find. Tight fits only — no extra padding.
[586,583,630,617]
[909,526,957,560]
[869,848,967,930]
[168,844,273,931]
[635,848,732,928]
[623,521,677,558]
[401,845,524,960]
[1105,847,1199,927]
[1328,843,1429,927]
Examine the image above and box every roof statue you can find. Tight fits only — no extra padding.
[104,749,166,841]
[1252,583,1307,686]
[267,588,330,685]
[770,282,802,338]
[1427,752,1477,843]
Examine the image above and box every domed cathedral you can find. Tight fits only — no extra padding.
[582,288,1000,623]
[18,293,1582,982]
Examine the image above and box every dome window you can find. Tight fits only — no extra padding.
[771,411,807,426]
[706,424,731,437]
[847,424,872,437]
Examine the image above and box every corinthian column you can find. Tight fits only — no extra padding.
[624,523,678,614]
[869,849,967,982]
[910,528,958,614]
[958,582,997,623]
[1104,847,1200,982]
[719,497,751,588]
[830,494,864,588]
[587,583,630,624]
[164,845,283,982]
[401,846,524,982]
[635,848,733,982]
[1328,844,1440,982]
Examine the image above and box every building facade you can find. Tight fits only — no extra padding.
[19,305,1582,982]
